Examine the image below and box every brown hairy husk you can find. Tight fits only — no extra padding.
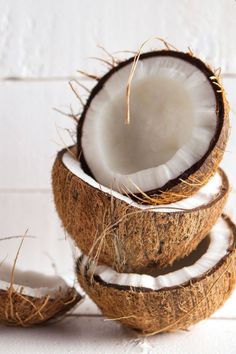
[76,216,236,335]
[52,147,229,272]
[0,286,82,327]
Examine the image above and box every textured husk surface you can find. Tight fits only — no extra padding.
[77,50,230,204]
[0,286,81,327]
[52,148,229,272]
[76,217,236,335]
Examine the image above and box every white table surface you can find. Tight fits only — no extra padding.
[1,293,236,354]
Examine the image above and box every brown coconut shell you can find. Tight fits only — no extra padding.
[0,286,82,327]
[76,216,236,335]
[52,146,229,272]
[77,50,229,204]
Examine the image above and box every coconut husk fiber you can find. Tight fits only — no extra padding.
[52,147,229,272]
[0,286,82,327]
[76,216,236,335]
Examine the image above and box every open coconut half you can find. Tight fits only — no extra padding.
[0,264,82,326]
[52,146,229,272]
[78,50,229,204]
[77,215,236,334]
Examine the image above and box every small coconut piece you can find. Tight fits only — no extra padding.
[0,233,82,329]
[0,264,82,326]
[78,50,229,204]
[52,146,229,272]
[77,215,236,335]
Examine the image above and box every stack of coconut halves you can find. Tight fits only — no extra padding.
[52,48,236,335]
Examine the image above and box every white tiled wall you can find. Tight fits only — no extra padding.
[0,1,236,353]
[1,0,236,78]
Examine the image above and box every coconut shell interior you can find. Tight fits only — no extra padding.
[77,50,229,204]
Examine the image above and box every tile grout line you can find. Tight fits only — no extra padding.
[0,189,51,194]
[68,314,103,318]
[65,313,236,320]
[0,73,236,82]
[0,76,86,82]
[210,317,236,321]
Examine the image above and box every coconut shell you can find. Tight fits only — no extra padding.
[76,216,236,335]
[0,286,82,327]
[52,147,229,272]
[77,50,230,204]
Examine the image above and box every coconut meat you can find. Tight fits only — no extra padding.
[0,264,69,298]
[80,217,232,290]
[81,55,217,193]
[63,150,223,212]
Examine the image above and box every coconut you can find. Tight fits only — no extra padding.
[77,50,229,204]
[77,215,236,335]
[0,236,82,326]
[0,263,82,326]
[52,146,229,272]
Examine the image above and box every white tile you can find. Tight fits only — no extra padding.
[146,319,236,354]
[212,289,236,319]
[0,80,77,189]
[78,298,101,316]
[0,190,102,315]
[0,317,236,354]
[0,0,236,78]
[0,191,74,277]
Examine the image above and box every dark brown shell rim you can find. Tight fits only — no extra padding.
[58,146,229,215]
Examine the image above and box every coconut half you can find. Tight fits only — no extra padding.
[78,50,229,204]
[77,215,236,334]
[52,146,229,272]
[0,264,82,327]
[0,263,82,326]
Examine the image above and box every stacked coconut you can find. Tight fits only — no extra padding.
[52,48,236,335]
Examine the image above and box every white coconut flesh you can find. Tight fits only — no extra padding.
[0,264,70,299]
[81,55,217,193]
[80,217,232,290]
[63,151,223,212]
